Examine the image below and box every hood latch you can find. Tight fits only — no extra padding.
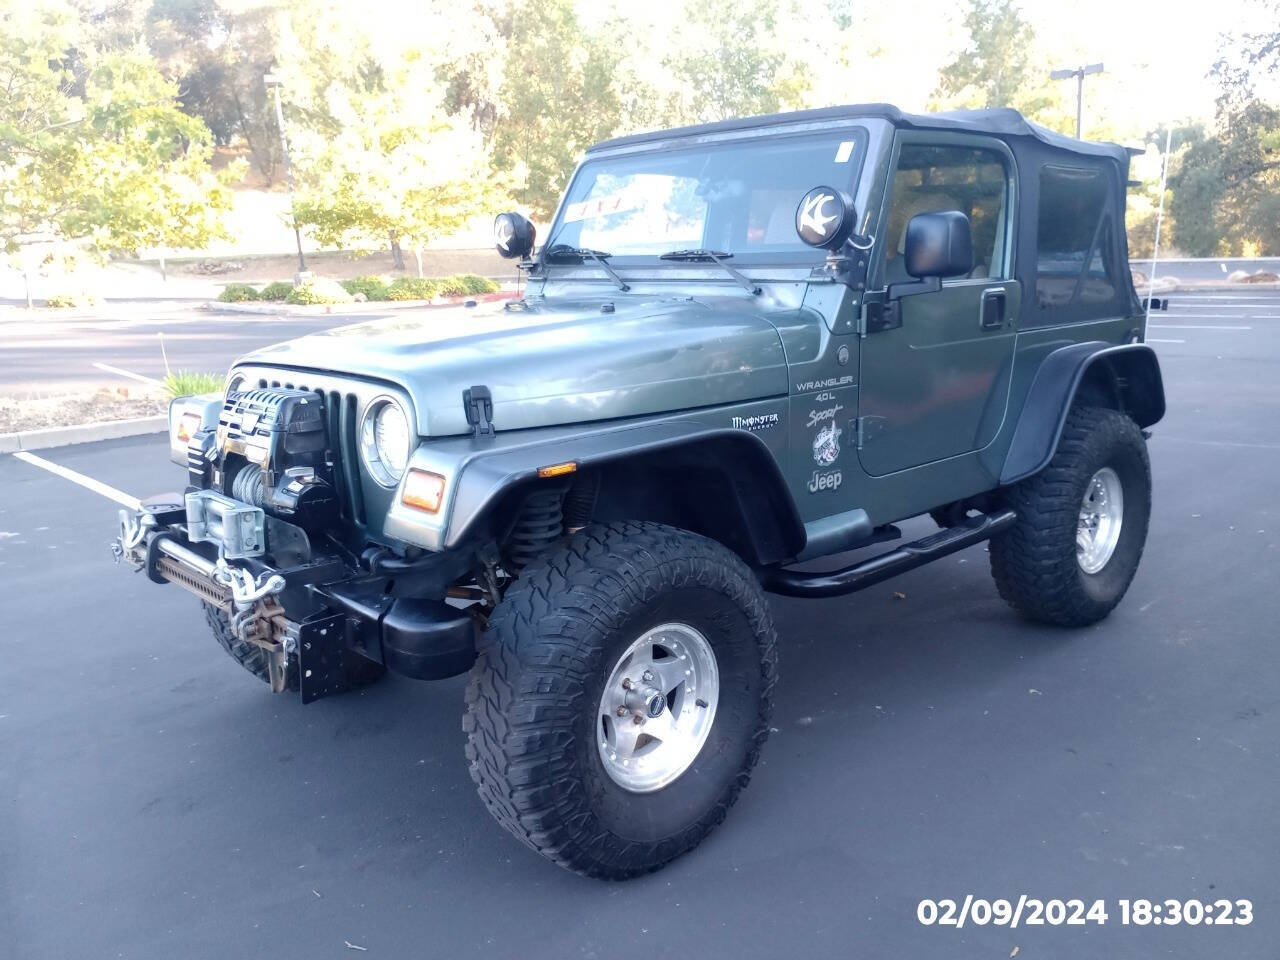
[464,385,496,438]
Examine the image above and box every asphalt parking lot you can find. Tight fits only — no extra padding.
[2,291,1277,959]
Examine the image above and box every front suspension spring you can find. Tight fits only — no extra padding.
[505,488,564,572]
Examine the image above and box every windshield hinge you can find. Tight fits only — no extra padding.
[463,385,495,438]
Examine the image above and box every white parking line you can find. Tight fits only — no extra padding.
[11,451,141,510]
[1147,338,1186,344]
[1148,324,1252,330]
[91,362,165,386]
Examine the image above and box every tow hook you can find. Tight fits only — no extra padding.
[212,558,285,610]
[112,509,155,566]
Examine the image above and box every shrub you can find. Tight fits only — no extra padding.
[164,371,223,397]
[216,283,260,302]
[461,273,500,295]
[387,277,440,301]
[44,291,97,308]
[285,277,353,305]
[340,275,391,301]
[433,273,499,297]
[258,281,294,301]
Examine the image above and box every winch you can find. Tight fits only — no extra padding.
[189,387,339,531]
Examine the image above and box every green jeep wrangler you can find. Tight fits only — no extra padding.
[115,104,1165,879]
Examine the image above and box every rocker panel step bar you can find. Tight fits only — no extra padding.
[758,509,1017,599]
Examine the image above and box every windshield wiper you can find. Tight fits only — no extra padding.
[544,244,630,292]
[659,249,761,296]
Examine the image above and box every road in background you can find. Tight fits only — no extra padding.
[0,303,414,394]
[1,293,1277,957]
[1132,256,1280,283]
[0,280,1274,396]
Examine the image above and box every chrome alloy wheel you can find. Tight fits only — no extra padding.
[1077,466,1124,574]
[597,622,720,793]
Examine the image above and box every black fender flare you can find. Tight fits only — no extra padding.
[445,420,806,565]
[1000,341,1165,485]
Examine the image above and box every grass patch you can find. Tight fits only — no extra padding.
[164,371,223,397]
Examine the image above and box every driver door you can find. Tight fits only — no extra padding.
[858,134,1020,477]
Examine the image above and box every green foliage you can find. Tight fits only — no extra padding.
[0,3,236,257]
[279,9,508,272]
[1170,84,1280,255]
[216,283,261,302]
[164,370,224,397]
[258,281,295,301]
[340,275,391,300]
[489,0,623,218]
[145,0,281,183]
[932,0,1057,119]
[660,0,809,126]
[436,273,498,296]
[43,291,96,308]
[284,277,353,305]
[386,277,440,301]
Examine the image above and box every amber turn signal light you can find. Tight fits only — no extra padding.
[536,461,578,478]
[402,469,446,513]
[176,412,202,443]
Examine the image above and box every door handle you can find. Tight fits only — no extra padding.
[980,288,1007,330]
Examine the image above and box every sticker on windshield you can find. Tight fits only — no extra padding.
[834,140,855,163]
[563,191,641,224]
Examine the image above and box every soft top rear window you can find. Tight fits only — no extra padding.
[1036,164,1120,314]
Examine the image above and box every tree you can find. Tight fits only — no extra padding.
[1169,9,1280,256]
[0,1,235,266]
[489,0,622,218]
[660,0,809,126]
[277,9,506,273]
[933,0,1056,118]
[145,0,281,183]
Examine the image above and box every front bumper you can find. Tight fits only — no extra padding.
[113,494,478,703]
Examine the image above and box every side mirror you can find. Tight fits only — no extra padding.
[903,210,973,279]
[494,212,536,260]
[795,186,856,250]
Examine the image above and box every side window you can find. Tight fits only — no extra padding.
[1036,165,1117,309]
[881,143,1009,285]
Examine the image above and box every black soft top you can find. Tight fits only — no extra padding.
[590,103,1136,165]
[591,103,1142,323]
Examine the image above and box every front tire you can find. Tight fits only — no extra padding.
[990,406,1152,626]
[463,521,776,879]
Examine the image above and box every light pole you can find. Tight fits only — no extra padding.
[263,72,308,279]
[1050,63,1104,139]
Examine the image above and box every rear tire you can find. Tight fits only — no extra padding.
[202,602,386,688]
[990,406,1151,627]
[463,521,776,879]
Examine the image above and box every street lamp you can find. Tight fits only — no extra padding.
[263,72,308,279]
[1050,62,1104,139]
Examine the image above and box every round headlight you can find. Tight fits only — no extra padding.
[360,398,412,486]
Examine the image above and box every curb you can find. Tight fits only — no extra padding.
[0,415,166,454]
[205,290,518,316]
[1165,283,1280,293]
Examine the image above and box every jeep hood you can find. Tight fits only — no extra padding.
[237,295,789,436]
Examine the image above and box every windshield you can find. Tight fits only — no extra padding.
[544,130,868,262]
